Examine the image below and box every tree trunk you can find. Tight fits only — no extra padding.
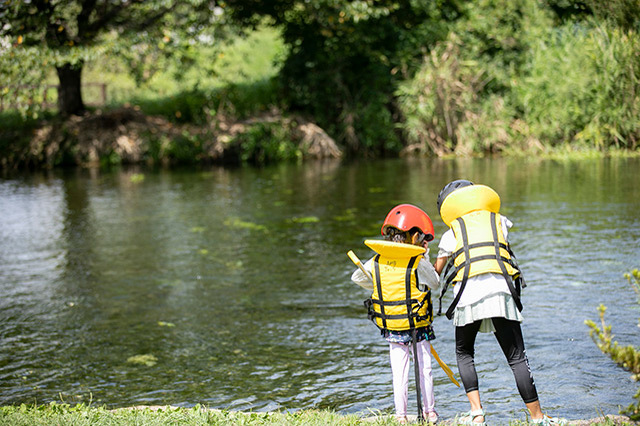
[56,62,85,116]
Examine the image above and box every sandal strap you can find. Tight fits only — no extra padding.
[458,409,486,425]
[469,409,485,417]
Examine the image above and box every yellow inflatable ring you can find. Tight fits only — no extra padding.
[439,184,501,227]
[364,239,425,258]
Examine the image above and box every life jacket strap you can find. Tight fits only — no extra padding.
[370,298,422,306]
[490,212,523,312]
[440,212,524,319]
[444,217,472,319]
[443,254,518,285]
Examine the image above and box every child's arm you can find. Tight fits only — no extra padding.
[350,258,374,291]
[434,256,448,275]
[434,228,455,274]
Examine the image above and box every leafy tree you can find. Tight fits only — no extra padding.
[223,0,462,155]
[586,269,640,421]
[0,0,223,116]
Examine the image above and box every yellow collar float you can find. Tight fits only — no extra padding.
[439,184,501,227]
[364,239,425,257]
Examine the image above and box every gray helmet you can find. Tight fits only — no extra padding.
[436,179,474,215]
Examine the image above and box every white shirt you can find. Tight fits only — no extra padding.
[351,249,440,293]
[437,216,513,307]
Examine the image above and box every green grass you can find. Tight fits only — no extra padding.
[0,404,397,426]
[0,404,635,426]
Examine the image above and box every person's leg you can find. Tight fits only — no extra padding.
[389,342,411,420]
[491,317,542,420]
[416,339,435,416]
[456,320,486,423]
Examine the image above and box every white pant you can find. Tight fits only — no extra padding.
[389,339,435,417]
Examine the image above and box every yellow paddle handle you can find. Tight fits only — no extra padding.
[430,345,460,387]
[347,250,373,282]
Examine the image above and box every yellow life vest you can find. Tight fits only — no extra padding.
[449,210,519,282]
[440,210,523,319]
[439,184,500,227]
[364,240,432,331]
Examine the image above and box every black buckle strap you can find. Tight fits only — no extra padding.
[490,212,523,312]
[445,217,471,319]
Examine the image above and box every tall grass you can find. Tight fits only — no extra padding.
[517,22,640,150]
[396,0,640,155]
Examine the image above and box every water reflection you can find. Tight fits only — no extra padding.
[0,157,638,423]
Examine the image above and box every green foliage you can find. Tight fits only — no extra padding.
[396,33,486,155]
[132,78,282,125]
[231,122,302,165]
[0,0,228,115]
[585,269,640,420]
[584,0,640,31]
[396,0,552,155]
[3,0,640,162]
[516,21,640,150]
[225,0,461,155]
[397,0,640,155]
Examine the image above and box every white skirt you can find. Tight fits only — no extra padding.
[453,292,523,332]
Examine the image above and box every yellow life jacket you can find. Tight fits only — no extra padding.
[364,240,432,331]
[439,184,500,227]
[440,210,523,319]
[449,210,519,282]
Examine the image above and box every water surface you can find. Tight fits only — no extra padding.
[0,157,638,423]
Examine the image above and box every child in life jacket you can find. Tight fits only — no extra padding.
[351,204,440,424]
[434,180,565,426]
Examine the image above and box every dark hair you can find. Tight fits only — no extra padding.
[384,226,425,245]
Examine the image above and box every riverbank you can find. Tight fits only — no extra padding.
[0,404,637,426]
[2,107,639,172]
[0,107,342,170]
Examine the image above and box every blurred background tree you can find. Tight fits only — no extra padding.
[0,0,226,116]
[223,0,463,156]
[1,0,639,159]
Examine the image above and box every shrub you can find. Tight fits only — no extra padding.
[585,269,640,420]
[515,21,640,150]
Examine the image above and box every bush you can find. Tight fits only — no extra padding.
[395,0,552,155]
[396,0,640,155]
[231,122,301,165]
[515,21,640,150]
[585,269,640,420]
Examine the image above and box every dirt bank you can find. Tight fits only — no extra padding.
[0,108,342,170]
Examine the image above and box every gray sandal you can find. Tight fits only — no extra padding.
[456,408,486,426]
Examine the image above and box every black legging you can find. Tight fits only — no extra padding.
[455,317,539,404]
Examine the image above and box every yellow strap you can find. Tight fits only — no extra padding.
[430,345,460,387]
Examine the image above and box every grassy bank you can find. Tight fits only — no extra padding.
[0,404,636,426]
[0,404,391,426]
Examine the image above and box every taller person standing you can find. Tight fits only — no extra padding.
[433,180,565,426]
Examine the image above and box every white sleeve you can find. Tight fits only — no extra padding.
[501,216,513,241]
[437,228,456,259]
[416,255,440,291]
[351,257,374,291]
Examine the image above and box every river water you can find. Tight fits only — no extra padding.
[0,157,638,423]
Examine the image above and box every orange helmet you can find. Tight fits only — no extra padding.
[381,204,434,242]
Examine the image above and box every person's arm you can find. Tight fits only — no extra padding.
[351,258,374,291]
[434,256,448,275]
